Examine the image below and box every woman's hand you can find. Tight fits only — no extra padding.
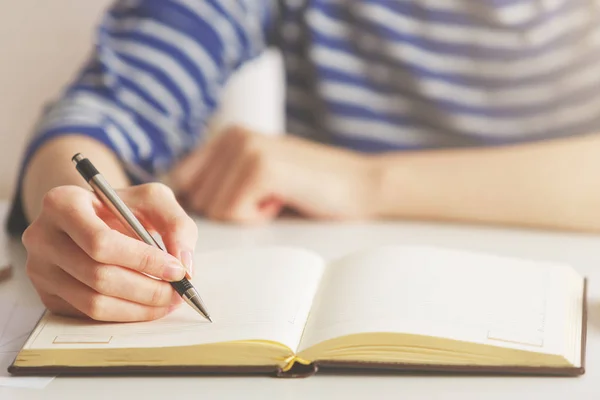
[168,125,380,223]
[22,182,197,322]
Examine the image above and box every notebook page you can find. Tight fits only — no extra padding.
[299,245,583,362]
[24,247,325,352]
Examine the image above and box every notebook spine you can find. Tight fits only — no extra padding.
[275,362,318,378]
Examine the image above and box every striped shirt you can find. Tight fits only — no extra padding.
[8,0,600,232]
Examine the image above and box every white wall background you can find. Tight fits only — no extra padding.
[0,0,283,199]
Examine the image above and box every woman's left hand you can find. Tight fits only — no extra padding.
[168,125,380,223]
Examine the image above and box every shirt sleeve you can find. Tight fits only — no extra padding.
[6,0,278,236]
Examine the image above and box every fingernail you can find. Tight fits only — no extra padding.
[180,250,193,277]
[162,261,186,281]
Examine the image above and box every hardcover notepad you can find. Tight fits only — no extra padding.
[9,245,587,377]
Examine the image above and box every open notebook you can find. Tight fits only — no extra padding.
[8,245,587,377]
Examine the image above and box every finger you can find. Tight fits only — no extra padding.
[120,183,198,276]
[188,132,238,213]
[39,292,87,319]
[205,154,261,220]
[96,208,158,240]
[95,199,166,249]
[44,230,180,307]
[48,199,187,282]
[24,254,76,315]
[210,155,281,223]
[258,196,285,216]
[205,148,249,219]
[177,135,227,211]
[40,266,173,322]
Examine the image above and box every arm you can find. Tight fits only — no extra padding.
[12,0,277,322]
[373,133,600,232]
[22,136,130,221]
[14,0,276,228]
[172,125,600,233]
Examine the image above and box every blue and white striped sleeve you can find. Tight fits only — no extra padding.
[23,0,277,182]
[7,0,277,235]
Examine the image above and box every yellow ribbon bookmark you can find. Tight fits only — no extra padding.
[282,355,312,372]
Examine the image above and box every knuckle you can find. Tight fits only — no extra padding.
[140,182,174,200]
[167,214,197,237]
[239,136,257,154]
[225,124,248,141]
[228,128,256,153]
[86,294,107,321]
[138,247,161,275]
[41,187,66,211]
[24,258,37,280]
[247,152,269,180]
[149,283,167,306]
[148,306,169,321]
[86,230,110,261]
[21,223,40,250]
[90,266,112,294]
[42,186,84,212]
[42,187,91,228]
[39,294,58,312]
[189,220,199,241]
[165,215,185,230]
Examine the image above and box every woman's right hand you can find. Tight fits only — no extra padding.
[22,182,198,322]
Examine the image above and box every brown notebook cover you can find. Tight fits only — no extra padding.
[8,279,588,378]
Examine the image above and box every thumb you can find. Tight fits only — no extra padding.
[120,183,199,277]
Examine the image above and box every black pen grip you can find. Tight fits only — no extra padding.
[171,278,193,295]
[73,155,99,182]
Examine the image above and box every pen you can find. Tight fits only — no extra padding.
[71,153,212,322]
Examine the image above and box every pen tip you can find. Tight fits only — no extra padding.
[184,292,212,322]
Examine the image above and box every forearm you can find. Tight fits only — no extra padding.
[372,134,600,232]
[22,135,130,222]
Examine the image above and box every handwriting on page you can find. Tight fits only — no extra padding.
[301,247,548,351]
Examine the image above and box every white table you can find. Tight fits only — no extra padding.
[2,216,600,399]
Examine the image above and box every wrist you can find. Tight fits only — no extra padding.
[363,154,408,219]
[357,154,390,219]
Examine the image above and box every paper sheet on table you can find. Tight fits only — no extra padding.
[0,201,55,388]
[0,202,9,270]
[0,292,52,389]
[0,352,53,389]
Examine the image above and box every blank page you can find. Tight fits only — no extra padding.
[299,245,584,365]
[24,247,325,353]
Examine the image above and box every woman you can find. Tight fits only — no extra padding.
[10,0,600,322]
